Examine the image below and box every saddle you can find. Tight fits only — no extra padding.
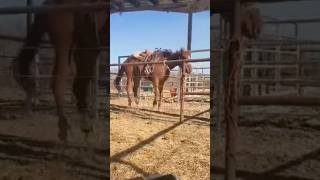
[132,50,153,61]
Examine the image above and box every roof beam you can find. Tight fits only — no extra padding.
[113,1,124,10]
[125,0,141,7]
[111,3,188,14]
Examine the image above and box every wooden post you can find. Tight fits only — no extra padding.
[225,1,241,180]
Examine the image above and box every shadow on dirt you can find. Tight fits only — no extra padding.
[0,133,109,179]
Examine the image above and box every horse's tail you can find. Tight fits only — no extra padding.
[12,14,47,81]
[114,65,125,92]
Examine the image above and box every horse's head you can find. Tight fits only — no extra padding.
[241,7,263,40]
[178,48,192,74]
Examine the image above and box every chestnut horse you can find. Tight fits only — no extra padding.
[114,49,192,110]
[12,0,108,141]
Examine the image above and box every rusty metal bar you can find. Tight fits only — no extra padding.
[185,92,209,96]
[239,96,320,106]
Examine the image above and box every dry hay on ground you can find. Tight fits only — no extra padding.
[110,96,210,180]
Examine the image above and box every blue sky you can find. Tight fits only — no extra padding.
[110,11,210,73]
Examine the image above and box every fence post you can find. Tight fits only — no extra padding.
[296,44,302,95]
[225,1,241,180]
[177,70,180,104]
[275,45,281,92]
[26,0,33,35]
[34,54,40,104]
[179,61,185,122]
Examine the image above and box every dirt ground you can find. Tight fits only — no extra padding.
[213,105,320,180]
[110,94,211,180]
[0,86,109,180]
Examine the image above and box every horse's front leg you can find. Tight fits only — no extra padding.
[73,49,99,138]
[152,80,160,110]
[126,74,134,107]
[158,81,165,111]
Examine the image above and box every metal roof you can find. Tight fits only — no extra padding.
[212,0,306,13]
[110,0,307,14]
[110,0,209,14]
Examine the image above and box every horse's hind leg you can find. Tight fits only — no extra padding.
[126,73,134,107]
[48,14,73,141]
[133,76,141,105]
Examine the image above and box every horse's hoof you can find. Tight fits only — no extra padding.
[58,129,68,141]
[80,112,94,136]
[135,99,139,105]
[58,116,70,141]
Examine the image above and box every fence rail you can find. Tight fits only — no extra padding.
[110,58,210,66]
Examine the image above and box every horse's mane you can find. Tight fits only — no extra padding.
[155,48,186,59]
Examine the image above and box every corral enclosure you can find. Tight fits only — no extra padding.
[109,51,211,179]
[109,1,211,178]
[212,1,320,179]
